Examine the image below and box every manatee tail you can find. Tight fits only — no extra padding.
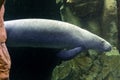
[57,47,83,60]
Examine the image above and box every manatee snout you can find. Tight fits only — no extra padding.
[93,39,112,52]
[103,41,112,52]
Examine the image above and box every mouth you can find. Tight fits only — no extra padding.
[95,44,112,52]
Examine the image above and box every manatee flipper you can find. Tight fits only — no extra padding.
[57,47,83,60]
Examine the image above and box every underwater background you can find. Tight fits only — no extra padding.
[4,0,120,80]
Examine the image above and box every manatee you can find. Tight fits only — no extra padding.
[4,19,112,60]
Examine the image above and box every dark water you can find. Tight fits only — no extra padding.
[5,0,61,80]
[8,47,61,80]
[5,0,61,20]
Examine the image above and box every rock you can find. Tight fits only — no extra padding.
[52,48,120,80]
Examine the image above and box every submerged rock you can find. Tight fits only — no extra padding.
[52,48,120,80]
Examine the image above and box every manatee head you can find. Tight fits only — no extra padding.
[84,35,112,52]
[96,39,112,52]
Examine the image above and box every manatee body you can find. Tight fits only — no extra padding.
[4,19,112,59]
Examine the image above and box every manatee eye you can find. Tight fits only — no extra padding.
[101,41,104,43]
[101,40,105,45]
